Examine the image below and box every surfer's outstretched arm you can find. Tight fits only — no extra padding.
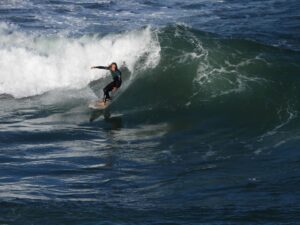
[91,66,109,70]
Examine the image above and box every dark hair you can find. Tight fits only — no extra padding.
[109,62,118,69]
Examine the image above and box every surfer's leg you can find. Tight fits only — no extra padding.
[116,79,122,88]
[112,79,121,93]
[103,81,115,102]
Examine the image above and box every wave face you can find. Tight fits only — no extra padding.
[113,25,300,129]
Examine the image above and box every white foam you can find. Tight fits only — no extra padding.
[0,23,160,98]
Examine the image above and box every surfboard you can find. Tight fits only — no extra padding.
[88,87,121,110]
[88,99,110,110]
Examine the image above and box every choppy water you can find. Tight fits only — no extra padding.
[0,1,300,224]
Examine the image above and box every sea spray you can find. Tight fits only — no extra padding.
[0,23,160,98]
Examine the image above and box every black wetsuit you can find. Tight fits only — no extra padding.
[93,66,122,102]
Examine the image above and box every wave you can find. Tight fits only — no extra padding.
[1,23,300,128]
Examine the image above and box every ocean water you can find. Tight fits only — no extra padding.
[0,0,300,224]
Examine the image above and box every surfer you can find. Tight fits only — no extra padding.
[91,62,122,103]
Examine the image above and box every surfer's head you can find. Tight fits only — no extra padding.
[109,62,118,72]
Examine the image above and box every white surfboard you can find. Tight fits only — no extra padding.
[88,100,110,110]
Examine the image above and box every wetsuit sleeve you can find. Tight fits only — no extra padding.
[92,66,109,70]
